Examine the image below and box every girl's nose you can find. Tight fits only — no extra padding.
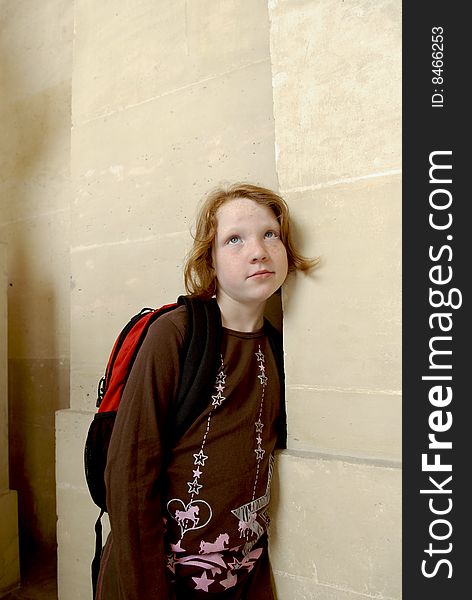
[250,241,267,262]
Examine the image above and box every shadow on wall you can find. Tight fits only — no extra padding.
[7,250,68,578]
[0,31,70,581]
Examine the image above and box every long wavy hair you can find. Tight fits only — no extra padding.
[184,182,319,299]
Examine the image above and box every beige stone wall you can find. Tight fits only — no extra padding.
[0,0,73,574]
[268,0,401,598]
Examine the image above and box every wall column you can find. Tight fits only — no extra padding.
[268,1,402,598]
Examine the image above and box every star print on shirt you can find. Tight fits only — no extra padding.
[228,557,243,571]
[254,447,265,461]
[170,540,185,553]
[166,553,177,574]
[255,419,264,433]
[215,371,226,385]
[192,571,214,592]
[211,391,226,407]
[193,466,202,478]
[258,373,268,386]
[220,572,238,589]
[255,349,264,362]
[187,478,203,495]
[193,450,209,466]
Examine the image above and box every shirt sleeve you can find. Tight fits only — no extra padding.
[104,308,187,599]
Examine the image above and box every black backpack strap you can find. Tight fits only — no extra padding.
[264,318,287,449]
[91,508,105,599]
[174,296,286,448]
[174,296,222,441]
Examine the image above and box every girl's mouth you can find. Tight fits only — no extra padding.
[249,270,274,279]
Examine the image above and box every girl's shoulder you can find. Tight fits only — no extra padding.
[146,304,189,347]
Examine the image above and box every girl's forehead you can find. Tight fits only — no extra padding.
[215,197,277,225]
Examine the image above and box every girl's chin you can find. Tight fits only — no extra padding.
[217,291,272,306]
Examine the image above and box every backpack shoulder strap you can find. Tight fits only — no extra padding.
[264,318,287,450]
[173,295,222,441]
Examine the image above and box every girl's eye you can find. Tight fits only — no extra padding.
[265,230,279,239]
[227,235,241,245]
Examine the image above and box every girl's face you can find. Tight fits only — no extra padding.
[212,197,288,310]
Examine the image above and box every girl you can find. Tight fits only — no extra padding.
[97,183,315,599]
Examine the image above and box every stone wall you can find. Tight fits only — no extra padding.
[0,0,72,577]
[268,1,401,597]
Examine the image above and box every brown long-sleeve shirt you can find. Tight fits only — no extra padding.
[97,306,280,599]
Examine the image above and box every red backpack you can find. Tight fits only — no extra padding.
[84,295,222,597]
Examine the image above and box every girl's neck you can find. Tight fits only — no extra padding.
[216,294,266,333]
